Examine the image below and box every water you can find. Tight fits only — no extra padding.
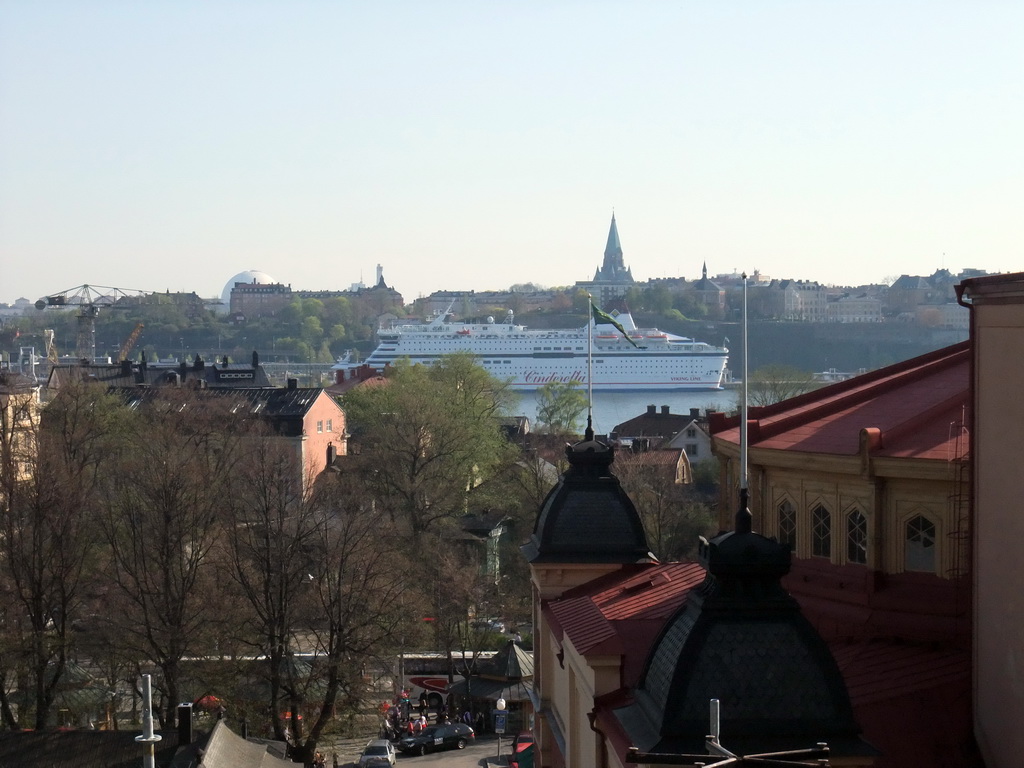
[513,388,739,434]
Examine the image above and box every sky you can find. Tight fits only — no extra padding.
[1,1,1022,306]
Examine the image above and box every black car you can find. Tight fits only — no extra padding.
[398,723,475,755]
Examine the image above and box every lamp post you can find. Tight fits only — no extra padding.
[495,697,507,760]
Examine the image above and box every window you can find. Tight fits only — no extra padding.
[687,428,697,438]
[905,515,936,572]
[685,443,698,456]
[316,420,323,433]
[326,419,333,432]
[812,504,831,558]
[778,500,796,550]
[847,510,867,565]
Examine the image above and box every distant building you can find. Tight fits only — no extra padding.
[576,214,636,305]
[883,269,976,317]
[827,293,883,323]
[229,280,293,318]
[690,262,726,314]
[0,370,40,486]
[225,265,403,321]
[47,355,345,495]
[611,404,713,466]
[664,414,714,465]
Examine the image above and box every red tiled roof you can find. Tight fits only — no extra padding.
[831,639,969,706]
[828,639,980,767]
[545,562,705,687]
[712,342,969,460]
[616,448,682,467]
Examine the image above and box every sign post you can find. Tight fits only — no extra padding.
[494,697,507,760]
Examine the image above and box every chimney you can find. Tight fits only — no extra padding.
[223,355,229,366]
[287,378,298,389]
[646,404,656,415]
[661,405,670,415]
[252,350,259,367]
[120,359,132,377]
[690,408,700,419]
[177,703,194,745]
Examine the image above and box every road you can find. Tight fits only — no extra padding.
[337,735,510,768]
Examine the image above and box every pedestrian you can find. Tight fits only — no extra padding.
[418,690,428,716]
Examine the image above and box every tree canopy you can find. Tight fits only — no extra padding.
[535,381,587,436]
[341,353,520,536]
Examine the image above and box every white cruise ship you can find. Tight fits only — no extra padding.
[361,308,728,391]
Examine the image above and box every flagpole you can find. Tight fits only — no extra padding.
[737,272,751,533]
[587,294,594,437]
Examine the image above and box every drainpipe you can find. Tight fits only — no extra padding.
[586,709,609,768]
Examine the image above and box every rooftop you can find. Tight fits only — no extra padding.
[711,341,969,460]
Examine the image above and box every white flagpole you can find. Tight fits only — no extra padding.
[738,272,751,532]
[587,294,594,436]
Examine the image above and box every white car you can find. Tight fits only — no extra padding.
[358,739,397,767]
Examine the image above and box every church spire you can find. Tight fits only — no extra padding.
[604,213,623,266]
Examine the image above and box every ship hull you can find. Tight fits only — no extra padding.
[363,315,728,392]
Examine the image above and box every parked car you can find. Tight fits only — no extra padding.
[398,723,475,756]
[509,731,534,768]
[358,739,396,767]
[471,617,506,633]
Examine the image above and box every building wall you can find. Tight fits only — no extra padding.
[300,392,346,489]
[530,563,621,768]
[962,276,1024,768]
[828,296,883,323]
[229,282,293,317]
[0,381,40,487]
[718,450,965,581]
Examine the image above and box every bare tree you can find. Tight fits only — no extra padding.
[748,364,819,407]
[224,434,320,749]
[99,390,244,725]
[615,450,716,562]
[0,378,119,728]
[293,476,408,764]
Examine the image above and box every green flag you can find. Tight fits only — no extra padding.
[591,300,640,348]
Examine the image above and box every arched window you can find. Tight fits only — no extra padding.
[812,504,831,558]
[778,500,797,550]
[906,515,936,572]
[847,509,868,565]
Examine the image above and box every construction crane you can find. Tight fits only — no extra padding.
[44,329,58,363]
[34,284,148,362]
[119,322,145,361]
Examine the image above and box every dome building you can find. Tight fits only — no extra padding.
[215,270,280,315]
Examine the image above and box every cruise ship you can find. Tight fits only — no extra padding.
[360,308,728,391]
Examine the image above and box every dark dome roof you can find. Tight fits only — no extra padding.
[522,429,655,565]
[620,529,864,755]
